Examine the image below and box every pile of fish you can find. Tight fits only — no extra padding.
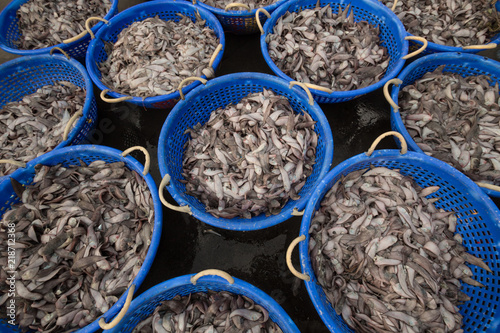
[0,160,154,331]
[0,81,86,177]
[15,0,112,49]
[198,0,275,10]
[182,89,317,219]
[308,166,491,332]
[266,4,390,91]
[399,65,500,188]
[381,0,499,47]
[132,290,283,333]
[99,15,219,98]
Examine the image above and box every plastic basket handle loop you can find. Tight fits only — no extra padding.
[98,284,135,330]
[390,0,398,11]
[289,81,314,106]
[190,269,235,285]
[256,8,271,35]
[476,182,500,192]
[62,110,83,141]
[463,43,497,50]
[383,78,402,111]
[286,235,310,281]
[291,208,304,216]
[178,77,207,100]
[225,3,251,11]
[366,131,407,156]
[403,36,428,59]
[49,47,70,60]
[121,146,151,176]
[0,160,26,168]
[159,174,193,214]
[85,17,109,40]
[100,89,133,103]
[209,44,223,68]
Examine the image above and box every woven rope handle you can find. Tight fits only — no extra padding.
[0,160,26,168]
[100,89,133,103]
[286,235,310,281]
[289,81,314,106]
[291,208,304,216]
[62,110,83,141]
[50,47,70,60]
[476,182,500,192]
[98,284,135,330]
[121,146,150,175]
[256,8,271,35]
[366,131,407,156]
[403,36,428,59]
[463,43,497,50]
[178,77,207,100]
[190,269,235,285]
[225,3,251,11]
[159,174,192,214]
[209,44,223,68]
[383,78,402,111]
[85,17,109,40]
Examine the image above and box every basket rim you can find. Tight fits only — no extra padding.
[0,0,119,56]
[297,148,500,332]
[389,51,500,197]
[193,0,289,17]
[86,0,226,106]
[157,72,334,231]
[259,0,409,100]
[2,144,163,333]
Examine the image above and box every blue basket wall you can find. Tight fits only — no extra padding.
[86,0,225,109]
[260,0,409,103]
[0,54,97,177]
[390,52,500,198]
[0,0,118,61]
[299,148,500,333]
[0,145,163,333]
[104,272,300,332]
[158,72,334,231]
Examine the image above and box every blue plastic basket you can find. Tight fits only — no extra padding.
[0,145,163,333]
[0,53,97,176]
[295,134,500,333]
[389,52,500,198]
[104,270,300,333]
[260,0,412,103]
[158,72,334,231]
[0,0,118,61]
[86,0,225,109]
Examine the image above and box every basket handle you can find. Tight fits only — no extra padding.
[50,47,70,60]
[289,81,314,106]
[383,78,402,111]
[389,0,398,11]
[366,131,407,156]
[403,36,428,59]
[291,208,304,216]
[159,174,193,214]
[209,43,223,68]
[286,236,310,281]
[225,3,251,11]
[476,182,500,192]
[0,160,26,168]
[100,89,133,103]
[256,8,271,35]
[178,77,207,100]
[463,43,497,50]
[62,110,83,141]
[121,146,151,176]
[190,269,235,285]
[86,17,109,40]
[98,284,135,330]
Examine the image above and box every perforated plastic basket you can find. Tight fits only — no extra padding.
[104,270,300,333]
[295,133,500,333]
[0,0,118,61]
[389,52,500,198]
[0,144,163,333]
[260,0,415,103]
[86,0,225,109]
[158,72,334,231]
[0,53,97,177]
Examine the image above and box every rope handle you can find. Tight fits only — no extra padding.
[98,284,135,330]
[366,131,407,156]
[121,146,151,176]
[190,269,235,285]
[159,174,192,214]
[383,78,402,111]
[49,47,70,59]
[225,3,251,11]
[100,89,133,103]
[303,82,333,94]
[390,0,398,11]
[286,236,310,281]
[178,77,207,100]
[62,110,83,141]
[208,44,223,68]
[0,160,26,168]
[403,36,428,59]
[256,8,271,35]
[291,208,304,216]
[463,43,497,50]
[289,81,314,106]
[476,182,500,192]
[85,17,109,40]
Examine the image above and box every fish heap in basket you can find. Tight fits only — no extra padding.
[308,166,491,332]
[266,4,390,91]
[398,65,500,189]
[99,14,219,98]
[0,81,85,177]
[0,160,154,331]
[14,0,112,49]
[182,89,317,219]
[197,0,276,10]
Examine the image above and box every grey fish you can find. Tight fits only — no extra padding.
[199,0,276,10]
